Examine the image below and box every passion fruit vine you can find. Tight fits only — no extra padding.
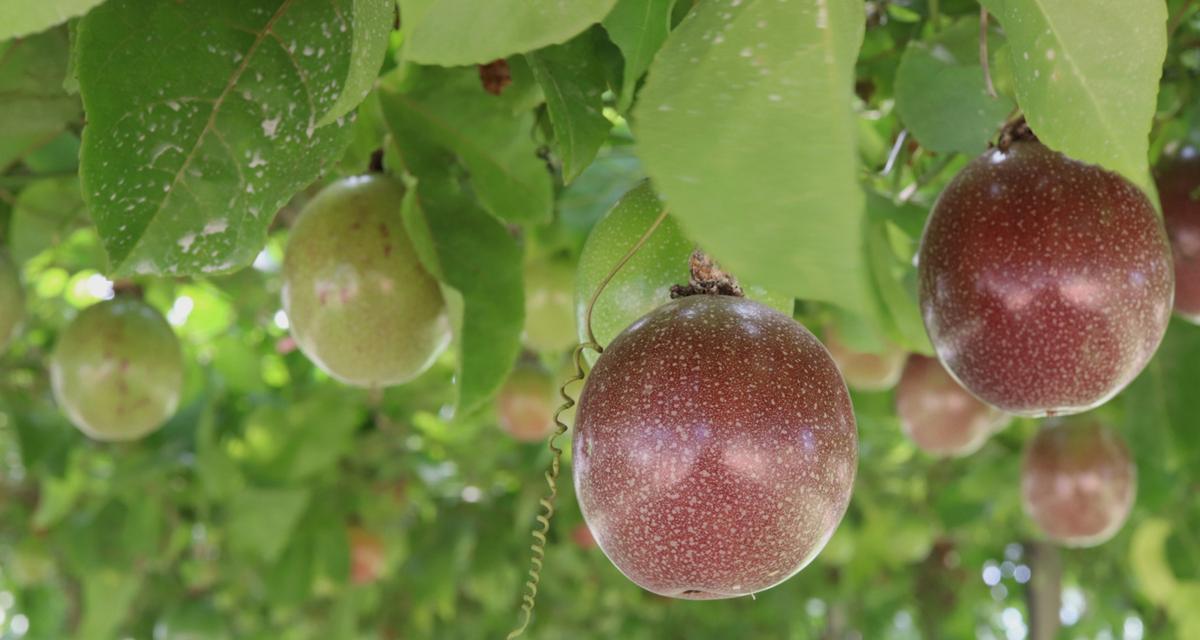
[282,175,451,387]
[50,297,184,441]
[918,132,1173,417]
[573,291,857,599]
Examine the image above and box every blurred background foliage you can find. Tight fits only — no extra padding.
[0,0,1198,638]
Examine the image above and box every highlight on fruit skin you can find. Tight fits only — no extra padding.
[895,354,1009,458]
[1021,420,1136,548]
[1157,146,1200,323]
[49,298,184,442]
[918,137,1173,417]
[822,325,907,392]
[573,294,857,600]
[281,174,451,388]
[494,364,557,443]
[0,252,23,354]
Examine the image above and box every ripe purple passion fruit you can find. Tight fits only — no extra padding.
[1157,148,1200,322]
[895,355,1008,457]
[282,175,450,387]
[918,139,1172,416]
[0,252,23,353]
[573,295,857,599]
[49,298,183,441]
[1021,420,1135,547]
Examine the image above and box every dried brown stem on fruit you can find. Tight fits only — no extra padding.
[997,117,1038,151]
[670,250,744,298]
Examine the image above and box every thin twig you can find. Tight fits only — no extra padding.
[881,129,909,177]
[1169,0,1197,37]
[980,6,998,98]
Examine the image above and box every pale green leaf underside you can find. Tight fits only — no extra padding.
[526,32,613,184]
[377,67,552,223]
[895,18,1014,154]
[401,0,619,65]
[400,183,524,415]
[0,0,107,41]
[602,0,677,111]
[982,0,1166,193]
[634,0,871,315]
[77,0,360,278]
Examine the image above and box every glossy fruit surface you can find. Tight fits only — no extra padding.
[50,298,183,441]
[575,181,791,363]
[495,364,557,442]
[574,295,857,599]
[1021,420,1135,547]
[349,527,387,585]
[0,252,23,353]
[919,140,1173,416]
[1158,148,1200,322]
[823,326,906,392]
[282,175,450,387]
[522,258,577,353]
[895,355,1008,457]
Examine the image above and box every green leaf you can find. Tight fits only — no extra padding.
[401,0,619,66]
[378,66,552,223]
[76,0,359,277]
[864,193,932,354]
[602,0,677,111]
[78,568,142,640]
[0,0,107,41]
[981,0,1167,193]
[0,28,80,138]
[227,487,311,563]
[634,0,871,315]
[315,0,395,127]
[10,177,86,264]
[526,30,614,183]
[400,180,523,415]
[894,18,1014,154]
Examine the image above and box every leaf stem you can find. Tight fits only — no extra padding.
[1169,0,1197,37]
[980,6,998,98]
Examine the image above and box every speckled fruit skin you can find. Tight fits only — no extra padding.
[576,181,792,364]
[50,298,183,442]
[895,355,1008,457]
[1021,421,1135,548]
[282,175,450,387]
[918,140,1173,417]
[522,258,577,353]
[0,252,23,353]
[573,295,857,599]
[1158,149,1200,322]
[495,365,557,442]
[822,326,907,392]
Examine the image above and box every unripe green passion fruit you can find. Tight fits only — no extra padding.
[50,298,183,441]
[575,182,792,364]
[522,258,576,354]
[0,252,23,353]
[282,175,450,387]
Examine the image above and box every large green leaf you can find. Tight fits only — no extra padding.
[76,0,362,277]
[0,28,80,138]
[602,0,677,111]
[400,0,619,66]
[377,66,552,223]
[0,0,107,41]
[227,487,312,562]
[981,0,1167,192]
[634,0,870,315]
[895,18,1014,154]
[526,30,614,184]
[400,180,523,415]
[316,0,395,127]
[10,177,86,264]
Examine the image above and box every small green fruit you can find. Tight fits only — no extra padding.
[522,258,576,354]
[0,252,24,353]
[576,182,791,363]
[282,175,450,387]
[50,298,183,441]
